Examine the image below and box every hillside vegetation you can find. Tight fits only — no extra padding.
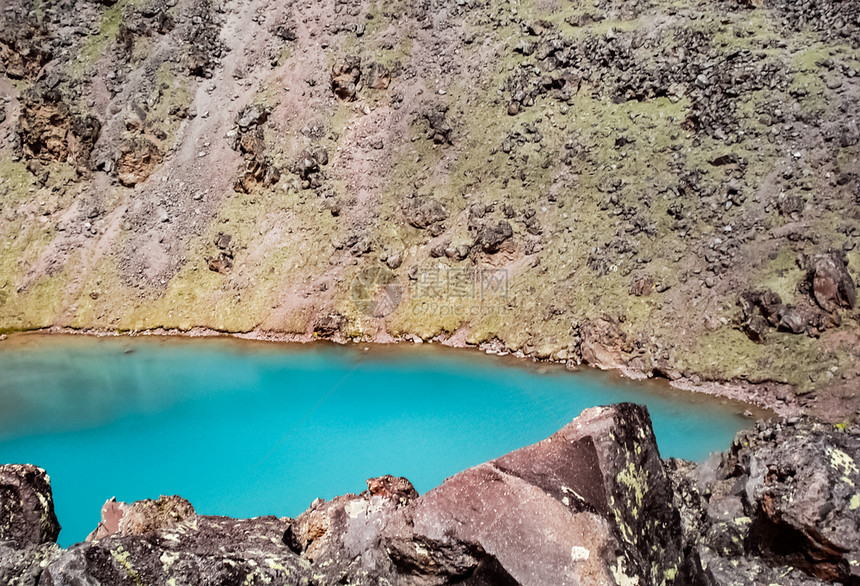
[0,0,859,416]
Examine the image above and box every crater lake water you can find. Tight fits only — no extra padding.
[0,335,759,545]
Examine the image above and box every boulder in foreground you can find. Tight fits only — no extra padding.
[3,405,860,585]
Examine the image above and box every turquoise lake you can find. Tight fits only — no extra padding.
[0,335,756,546]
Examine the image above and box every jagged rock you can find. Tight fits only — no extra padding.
[88,495,196,541]
[207,252,233,274]
[579,317,632,370]
[0,465,60,548]
[230,110,281,193]
[18,87,101,170]
[294,149,321,180]
[0,465,62,586]
[115,136,162,187]
[0,542,62,586]
[11,409,860,585]
[630,274,654,297]
[285,476,420,574]
[776,305,810,334]
[423,106,452,144]
[779,195,806,216]
[746,423,860,583]
[812,253,856,313]
[215,233,232,251]
[0,11,52,80]
[236,104,268,130]
[234,157,280,193]
[314,313,345,336]
[402,196,447,230]
[332,56,361,101]
[285,404,695,584]
[385,252,403,270]
[678,418,860,585]
[743,314,769,343]
[272,16,298,41]
[392,404,692,585]
[42,515,307,586]
[311,146,329,166]
[365,62,391,90]
[473,221,513,254]
[739,289,813,340]
[183,0,223,77]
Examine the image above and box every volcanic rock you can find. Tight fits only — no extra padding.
[0,465,62,586]
[473,221,513,254]
[672,418,860,585]
[332,56,361,101]
[115,136,162,187]
[402,196,448,230]
[395,403,691,585]
[812,253,856,313]
[0,465,60,548]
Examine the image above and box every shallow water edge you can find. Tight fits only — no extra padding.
[0,326,782,419]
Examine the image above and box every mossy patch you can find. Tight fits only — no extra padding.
[70,0,130,77]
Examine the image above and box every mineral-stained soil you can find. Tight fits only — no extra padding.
[0,0,858,419]
[2,404,859,585]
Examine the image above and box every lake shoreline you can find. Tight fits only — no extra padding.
[0,325,791,419]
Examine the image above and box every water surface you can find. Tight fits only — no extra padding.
[0,335,755,545]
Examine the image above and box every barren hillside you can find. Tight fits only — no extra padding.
[1,0,859,417]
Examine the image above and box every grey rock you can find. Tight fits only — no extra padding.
[236,104,268,129]
[680,418,860,585]
[474,221,513,254]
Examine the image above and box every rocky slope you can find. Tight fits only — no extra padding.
[2,404,860,585]
[0,0,859,416]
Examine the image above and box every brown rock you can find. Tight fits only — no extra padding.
[314,313,345,336]
[0,14,52,80]
[332,56,361,101]
[402,404,689,585]
[234,157,280,193]
[812,253,856,313]
[87,495,196,541]
[18,89,101,170]
[402,196,448,230]
[580,318,631,369]
[367,475,418,502]
[115,137,162,187]
[207,253,233,274]
[630,275,654,297]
